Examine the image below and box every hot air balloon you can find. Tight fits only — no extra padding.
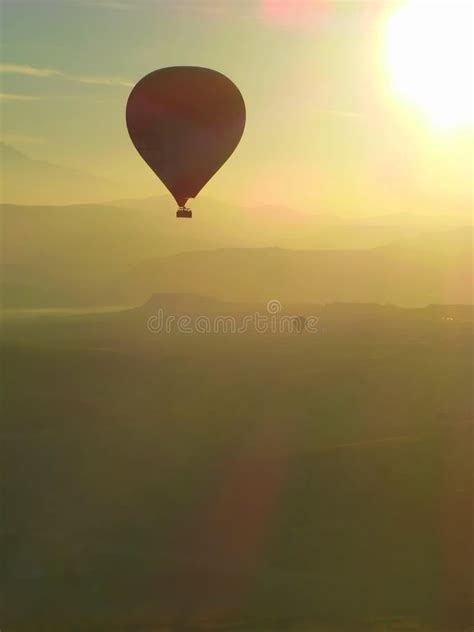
[126,66,246,218]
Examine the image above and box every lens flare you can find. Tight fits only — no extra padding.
[261,0,329,28]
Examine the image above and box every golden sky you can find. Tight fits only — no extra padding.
[0,0,472,214]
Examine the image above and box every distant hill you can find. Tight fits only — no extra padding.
[0,144,118,205]
[121,233,473,307]
[112,195,473,250]
[136,292,235,314]
[130,293,474,320]
[124,293,473,341]
[1,199,472,308]
[0,200,243,306]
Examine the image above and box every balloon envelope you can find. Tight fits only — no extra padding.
[126,66,246,207]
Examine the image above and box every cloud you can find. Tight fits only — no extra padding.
[0,63,62,78]
[87,0,138,9]
[73,75,134,88]
[0,63,133,89]
[0,92,42,101]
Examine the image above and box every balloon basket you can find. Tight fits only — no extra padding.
[176,207,192,218]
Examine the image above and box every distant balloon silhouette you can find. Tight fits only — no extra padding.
[126,66,246,218]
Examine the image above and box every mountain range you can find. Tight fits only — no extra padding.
[1,146,472,309]
[120,232,472,307]
[1,198,471,307]
[0,143,118,205]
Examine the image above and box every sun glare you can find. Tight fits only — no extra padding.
[385,0,473,131]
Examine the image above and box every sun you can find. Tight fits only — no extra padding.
[385,0,473,131]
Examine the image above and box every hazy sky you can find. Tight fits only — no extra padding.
[0,0,472,212]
